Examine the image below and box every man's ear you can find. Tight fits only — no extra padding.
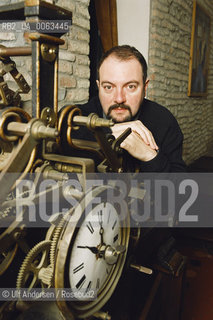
[144,79,149,97]
[96,80,100,88]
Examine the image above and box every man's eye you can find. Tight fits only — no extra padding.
[104,85,112,90]
[127,84,136,90]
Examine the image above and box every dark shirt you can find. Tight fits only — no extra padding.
[61,96,186,172]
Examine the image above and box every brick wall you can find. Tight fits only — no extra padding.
[56,0,90,107]
[148,0,213,164]
[1,0,213,165]
[0,0,90,113]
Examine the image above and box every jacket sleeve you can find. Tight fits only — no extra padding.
[139,117,186,172]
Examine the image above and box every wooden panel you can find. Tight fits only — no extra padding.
[94,0,118,52]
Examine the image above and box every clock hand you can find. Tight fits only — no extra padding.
[98,209,103,228]
[99,227,104,245]
[98,209,105,245]
[77,246,99,254]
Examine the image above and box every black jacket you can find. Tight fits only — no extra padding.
[61,96,186,172]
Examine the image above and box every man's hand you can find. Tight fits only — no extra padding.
[111,120,158,162]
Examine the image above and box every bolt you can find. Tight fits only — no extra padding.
[43,45,48,52]
[14,231,21,240]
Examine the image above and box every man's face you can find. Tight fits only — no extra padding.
[97,55,148,123]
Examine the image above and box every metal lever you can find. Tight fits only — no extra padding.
[112,127,132,153]
[130,263,153,275]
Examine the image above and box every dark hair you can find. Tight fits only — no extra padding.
[97,45,148,84]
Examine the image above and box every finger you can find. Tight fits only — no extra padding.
[141,130,158,150]
[120,132,157,161]
[134,122,158,150]
[112,125,158,150]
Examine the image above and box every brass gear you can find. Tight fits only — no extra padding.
[49,215,67,267]
[16,240,52,289]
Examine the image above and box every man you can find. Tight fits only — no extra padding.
[59,46,186,319]
[70,45,186,172]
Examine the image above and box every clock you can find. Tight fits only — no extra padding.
[54,185,130,319]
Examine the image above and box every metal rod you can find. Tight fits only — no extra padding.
[0,46,32,57]
[29,32,65,45]
[7,122,28,136]
[73,115,114,128]
[130,263,153,275]
[54,51,58,121]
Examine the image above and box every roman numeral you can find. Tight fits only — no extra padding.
[86,221,94,234]
[112,219,117,230]
[96,278,100,290]
[86,281,92,292]
[113,234,118,243]
[76,274,86,289]
[73,262,84,274]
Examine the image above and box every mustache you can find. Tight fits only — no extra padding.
[107,104,132,116]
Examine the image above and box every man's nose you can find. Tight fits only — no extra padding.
[114,88,126,104]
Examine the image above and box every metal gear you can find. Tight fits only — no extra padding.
[0,190,26,275]
[49,215,67,267]
[16,240,52,289]
[0,243,18,276]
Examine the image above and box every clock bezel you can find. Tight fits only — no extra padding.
[54,185,130,319]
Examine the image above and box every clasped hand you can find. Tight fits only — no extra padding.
[111,120,158,162]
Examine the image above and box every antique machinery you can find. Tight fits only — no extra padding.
[0,1,134,320]
[0,1,186,320]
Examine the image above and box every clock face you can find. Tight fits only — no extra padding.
[69,202,120,295]
[55,185,130,319]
